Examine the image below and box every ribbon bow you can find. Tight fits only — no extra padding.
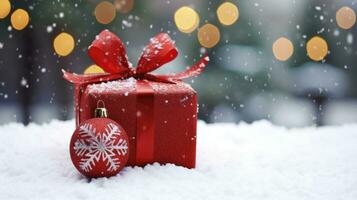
[63,30,209,85]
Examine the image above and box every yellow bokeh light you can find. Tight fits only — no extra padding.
[114,0,134,14]
[84,65,105,74]
[53,32,75,57]
[95,1,116,24]
[10,9,30,30]
[197,24,220,48]
[217,2,239,26]
[0,0,11,19]
[306,36,328,61]
[336,6,356,29]
[174,6,200,33]
[272,37,294,61]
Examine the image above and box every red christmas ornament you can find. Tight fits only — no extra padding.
[69,101,129,178]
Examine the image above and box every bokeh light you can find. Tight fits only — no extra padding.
[95,1,116,24]
[197,24,220,48]
[336,6,356,30]
[84,65,105,74]
[306,36,328,61]
[10,9,30,30]
[217,2,239,26]
[53,32,75,56]
[114,0,134,14]
[174,6,200,33]
[272,37,294,61]
[0,0,11,19]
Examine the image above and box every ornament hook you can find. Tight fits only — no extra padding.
[97,100,106,109]
[94,100,108,118]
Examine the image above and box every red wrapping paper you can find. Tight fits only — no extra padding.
[77,79,197,168]
[63,30,209,169]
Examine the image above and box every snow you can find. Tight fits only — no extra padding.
[46,26,53,33]
[315,6,322,11]
[20,77,29,88]
[0,120,357,200]
[149,81,192,92]
[347,34,353,44]
[59,12,64,18]
[122,20,133,28]
[88,78,136,93]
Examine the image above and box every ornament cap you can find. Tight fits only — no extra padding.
[94,100,108,118]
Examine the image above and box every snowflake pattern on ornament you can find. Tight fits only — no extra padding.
[74,123,128,172]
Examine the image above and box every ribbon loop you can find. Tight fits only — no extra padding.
[88,30,131,74]
[136,33,178,74]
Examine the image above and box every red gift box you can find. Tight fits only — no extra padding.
[63,30,209,168]
[78,79,197,168]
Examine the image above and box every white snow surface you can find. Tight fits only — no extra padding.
[0,120,357,200]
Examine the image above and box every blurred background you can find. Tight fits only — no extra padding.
[0,0,356,127]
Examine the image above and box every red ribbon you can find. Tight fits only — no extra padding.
[135,81,155,165]
[63,30,209,165]
[62,30,209,85]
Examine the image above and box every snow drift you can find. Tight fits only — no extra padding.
[0,120,357,200]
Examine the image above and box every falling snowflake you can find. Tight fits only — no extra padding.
[74,123,128,172]
[46,26,53,33]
